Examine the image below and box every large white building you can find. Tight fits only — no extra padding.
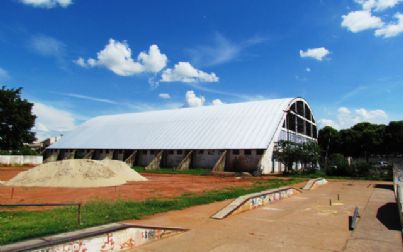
[46,97,317,174]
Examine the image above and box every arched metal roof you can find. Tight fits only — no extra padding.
[49,97,311,150]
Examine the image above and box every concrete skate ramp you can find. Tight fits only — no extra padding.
[302,178,328,190]
[211,186,300,219]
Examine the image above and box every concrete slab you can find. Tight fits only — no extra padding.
[344,184,403,252]
[127,180,397,252]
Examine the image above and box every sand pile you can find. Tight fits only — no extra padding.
[4,159,147,188]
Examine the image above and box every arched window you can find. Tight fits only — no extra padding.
[284,100,317,139]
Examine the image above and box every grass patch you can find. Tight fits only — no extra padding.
[133,166,211,176]
[0,178,302,245]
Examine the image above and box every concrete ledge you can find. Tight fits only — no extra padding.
[392,165,403,232]
[0,223,187,252]
[211,186,300,219]
[302,178,328,190]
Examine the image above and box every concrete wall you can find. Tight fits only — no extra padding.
[0,155,43,166]
[226,150,262,171]
[165,150,186,167]
[93,149,114,160]
[137,150,157,166]
[44,146,304,174]
[193,150,221,169]
[31,226,184,252]
[393,165,403,232]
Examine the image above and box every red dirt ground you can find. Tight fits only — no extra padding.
[0,167,267,205]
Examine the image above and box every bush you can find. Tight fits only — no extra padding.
[351,161,370,177]
[325,153,351,176]
[0,146,39,155]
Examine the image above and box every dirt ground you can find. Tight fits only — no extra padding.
[0,166,31,181]
[0,166,268,204]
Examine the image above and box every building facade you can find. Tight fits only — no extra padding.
[46,97,317,174]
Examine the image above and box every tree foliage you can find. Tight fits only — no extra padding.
[0,86,36,150]
[318,120,403,158]
[273,140,320,173]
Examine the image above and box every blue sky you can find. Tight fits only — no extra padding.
[1,0,403,139]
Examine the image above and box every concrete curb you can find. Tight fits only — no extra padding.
[211,186,300,219]
[0,223,187,252]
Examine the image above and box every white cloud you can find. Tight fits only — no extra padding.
[305,67,311,72]
[191,33,240,66]
[138,45,168,72]
[161,62,219,83]
[32,102,76,140]
[76,39,167,76]
[211,99,224,105]
[319,106,388,129]
[74,57,87,67]
[61,93,119,104]
[20,0,72,8]
[319,119,338,129]
[342,10,384,32]
[299,47,330,61]
[158,93,171,99]
[0,67,9,80]
[184,90,205,107]
[355,0,402,11]
[375,12,403,37]
[188,33,265,67]
[30,34,65,58]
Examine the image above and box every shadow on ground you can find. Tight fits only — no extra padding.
[374,184,394,191]
[376,202,401,231]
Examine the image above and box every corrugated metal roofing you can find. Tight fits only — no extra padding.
[49,98,297,150]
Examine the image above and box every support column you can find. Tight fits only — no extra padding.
[124,150,137,167]
[44,150,59,163]
[145,151,163,170]
[103,150,114,160]
[176,151,193,171]
[116,150,125,161]
[212,150,227,172]
[256,149,269,175]
[83,150,94,159]
[63,150,76,160]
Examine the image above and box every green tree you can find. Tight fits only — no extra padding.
[300,141,320,170]
[0,86,36,150]
[349,123,385,160]
[274,140,320,173]
[273,140,300,173]
[385,121,403,155]
[318,126,339,167]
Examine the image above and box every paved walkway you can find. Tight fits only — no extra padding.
[124,180,402,251]
[344,184,402,251]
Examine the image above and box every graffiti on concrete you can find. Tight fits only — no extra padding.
[34,227,183,252]
[233,188,297,216]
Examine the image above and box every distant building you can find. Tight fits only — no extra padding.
[29,135,63,152]
[46,98,317,174]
